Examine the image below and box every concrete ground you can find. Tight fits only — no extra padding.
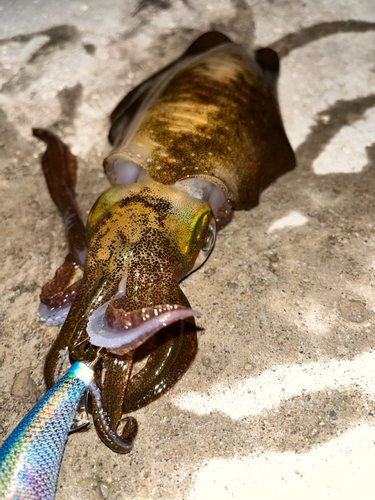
[1,0,375,498]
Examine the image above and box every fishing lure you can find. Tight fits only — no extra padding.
[0,362,93,500]
[0,306,198,499]
[34,31,295,453]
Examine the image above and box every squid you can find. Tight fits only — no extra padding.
[34,31,295,453]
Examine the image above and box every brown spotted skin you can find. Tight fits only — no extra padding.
[43,181,211,451]
[38,31,295,453]
[33,129,86,310]
[106,37,295,210]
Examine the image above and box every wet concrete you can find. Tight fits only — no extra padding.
[1,0,375,498]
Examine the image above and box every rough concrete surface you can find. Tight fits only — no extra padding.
[1,0,375,499]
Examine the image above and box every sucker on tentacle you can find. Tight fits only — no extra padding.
[33,30,295,453]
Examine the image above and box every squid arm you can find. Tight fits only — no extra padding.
[33,129,86,326]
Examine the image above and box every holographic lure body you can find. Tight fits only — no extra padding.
[0,362,93,500]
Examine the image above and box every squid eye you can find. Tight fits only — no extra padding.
[192,217,216,271]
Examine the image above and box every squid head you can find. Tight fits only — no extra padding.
[43,179,214,452]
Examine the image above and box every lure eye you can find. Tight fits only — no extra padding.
[192,216,216,271]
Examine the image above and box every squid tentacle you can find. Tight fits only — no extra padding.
[33,129,87,325]
[123,318,197,412]
[87,301,201,451]
[122,281,198,413]
[32,128,87,262]
[90,378,137,454]
[101,355,133,430]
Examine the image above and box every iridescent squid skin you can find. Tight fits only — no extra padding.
[0,362,93,500]
[34,31,295,453]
